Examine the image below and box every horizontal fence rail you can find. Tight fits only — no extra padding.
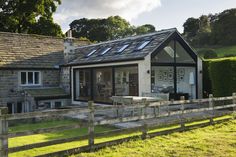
[8,124,85,138]
[0,93,235,157]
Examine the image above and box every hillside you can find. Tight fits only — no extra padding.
[196,45,236,58]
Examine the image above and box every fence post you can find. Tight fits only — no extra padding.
[141,123,148,140]
[168,99,174,116]
[180,96,185,130]
[88,101,94,150]
[143,99,148,118]
[233,93,236,112]
[0,107,8,157]
[141,99,148,140]
[209,94,214,124]
[154,105,160,118]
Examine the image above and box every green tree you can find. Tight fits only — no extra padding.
[106,16,134,40]
[29,17,63,37]
[183,17,200,38]
[70,16,156,42]
[211,9,236,45]
[199,15,211,33]
[0,0,63,37]
[135,24,156,35]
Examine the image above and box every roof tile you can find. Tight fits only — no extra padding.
[0,32,89,69]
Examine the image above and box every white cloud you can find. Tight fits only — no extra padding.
[53,0,161,32]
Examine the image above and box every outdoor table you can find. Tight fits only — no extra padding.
[111,96,163,117]
[111,96,163,105]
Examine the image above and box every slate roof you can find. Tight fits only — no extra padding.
[0,32,89,69]
[25,87,69,99]
[66,28,177,66]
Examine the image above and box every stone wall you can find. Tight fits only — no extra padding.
[42,70,60,87]
[60,67,71,94]
[0,69,60,106]
[0,70,22,106]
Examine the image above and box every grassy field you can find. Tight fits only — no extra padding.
[74,119,236,157]
[196,45,236,58]
[8,116,235,157]
[214,45,236,57]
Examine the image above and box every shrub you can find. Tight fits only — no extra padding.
[203,49,218,59]
[197,49,218,59]
[223,54,236,58]
[209,57,236,97]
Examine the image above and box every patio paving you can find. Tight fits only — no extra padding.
[66,102,230,129]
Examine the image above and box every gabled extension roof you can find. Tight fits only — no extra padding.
[66,28,179,66]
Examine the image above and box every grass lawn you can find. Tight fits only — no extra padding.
[8,120,115,157]
[8,116,235,157]
[9,119,79,133]
[74,119,236,157]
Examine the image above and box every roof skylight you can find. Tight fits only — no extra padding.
[136,40,151,50]
[86,49,97,57]
[164,46,179,58]
[117,44,129,53]
[100,47,112,55]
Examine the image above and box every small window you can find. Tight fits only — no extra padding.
[86,49,97,57]
[55,101,62,109]
[136,40,151,50]
[100,47,112,56]
[17,102,23,113]
[21,72,27,84]
[28,72,33,84]
[20,71,41,86]
[117,44,129,53]
[7,103,13,114]
[44,102,51,109]
[34,72,39,84]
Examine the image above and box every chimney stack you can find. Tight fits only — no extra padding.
[64,29,75,64]
[67,29,72,38]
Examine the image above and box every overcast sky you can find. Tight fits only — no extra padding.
[54,0,236,33]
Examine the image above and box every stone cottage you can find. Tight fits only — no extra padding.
[0,32,89,114]
[0,28,203,113]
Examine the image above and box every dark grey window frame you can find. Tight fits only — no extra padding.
[151,34,198,98]
[73,64,139,104]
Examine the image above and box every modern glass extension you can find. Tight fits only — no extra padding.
[73,39,198,103]
[151,40,197,99]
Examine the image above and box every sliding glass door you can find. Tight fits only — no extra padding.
[115,66,138,96]
[74,69,92,101]
[93,68,113,103]
[74,65,139,103]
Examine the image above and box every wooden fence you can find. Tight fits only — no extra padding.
[0,93,236,157]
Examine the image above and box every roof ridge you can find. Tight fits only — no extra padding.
[0,31,64,39]
[0,31,89,42]
[75,28,177,49]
